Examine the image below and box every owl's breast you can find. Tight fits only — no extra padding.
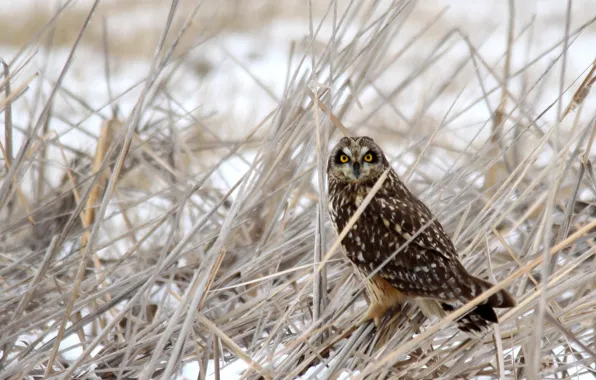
[328,194,404,273]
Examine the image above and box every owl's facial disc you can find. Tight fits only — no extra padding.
[334,146,379,181]
[328,136,386,183]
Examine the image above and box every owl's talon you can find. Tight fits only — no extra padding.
[357,302,388,328]
[374,316,382,328]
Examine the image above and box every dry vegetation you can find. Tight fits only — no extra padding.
[1,0,596,379]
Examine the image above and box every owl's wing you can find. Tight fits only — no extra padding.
[370,191,515,317]
[375,194,458,261]
[370,194,474,301]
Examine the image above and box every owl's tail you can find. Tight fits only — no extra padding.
[443,276,516,335]
[442,303,497,335]
[470,276,517,308]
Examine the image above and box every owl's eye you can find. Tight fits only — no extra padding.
[363,153,374,162]
[339,154,350,163]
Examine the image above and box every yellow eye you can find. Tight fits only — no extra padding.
[363,153,374,162]
[339,154,349,163]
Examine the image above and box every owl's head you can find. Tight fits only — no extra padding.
[327,136,389,183]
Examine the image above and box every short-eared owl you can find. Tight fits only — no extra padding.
[327,136,515,334]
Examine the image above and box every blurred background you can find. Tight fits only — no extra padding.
[3,0,595,157]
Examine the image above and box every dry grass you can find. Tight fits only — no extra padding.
[1,0,596,379]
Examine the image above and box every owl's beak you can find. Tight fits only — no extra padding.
[352,162,361,178]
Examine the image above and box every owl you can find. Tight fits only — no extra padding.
[327,136,516,334]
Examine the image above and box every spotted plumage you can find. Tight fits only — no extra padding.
[327,136,516,334]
